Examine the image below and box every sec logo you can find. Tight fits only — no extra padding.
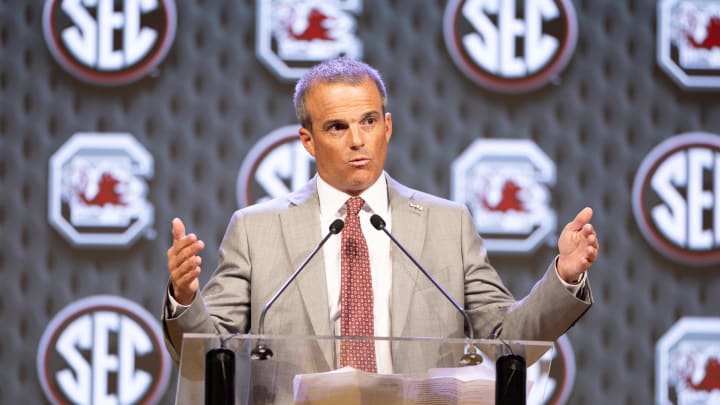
[632,132,720,266]
[527,334,576,405]
[36,295,171,405]
[443,0,578,93]
[236,125,316,208]
[42,0,177,85]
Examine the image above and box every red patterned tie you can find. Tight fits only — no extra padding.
[340,196,377,372]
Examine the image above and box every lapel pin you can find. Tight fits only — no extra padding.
[409,202,424,212]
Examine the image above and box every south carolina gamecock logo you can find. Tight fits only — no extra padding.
[451,139,556,253]
[48,133,155,248]
[256,0,363,80]
[658,0,720,90]
[656,317,720,404]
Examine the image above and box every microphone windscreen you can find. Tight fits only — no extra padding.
[495,354,526,405]
[329,219,344,234]
[370,214,386,230]
[205,348,235,405]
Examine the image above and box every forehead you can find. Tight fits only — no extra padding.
[305,78,383,118]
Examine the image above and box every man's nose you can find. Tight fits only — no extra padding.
[348,124,365,147]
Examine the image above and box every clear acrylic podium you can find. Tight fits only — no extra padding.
[175,333,555,405]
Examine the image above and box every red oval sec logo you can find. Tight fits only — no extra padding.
[632,133,720,266]
[236,125,316,208]
[443,0,578,93]
[37,295,171,405]
[42,0,177,86]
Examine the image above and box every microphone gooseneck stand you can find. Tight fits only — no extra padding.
[206,219,344,404]
[369,214,482,366]
[372,213,527,403]
[250,218,345,360]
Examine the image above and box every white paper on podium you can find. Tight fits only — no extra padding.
[293,364,532,405]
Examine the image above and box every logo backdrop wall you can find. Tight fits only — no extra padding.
[0,1,718,404]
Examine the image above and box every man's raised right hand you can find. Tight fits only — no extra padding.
[167,218,205,306]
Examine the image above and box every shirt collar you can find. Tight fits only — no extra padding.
[317,172,389,220]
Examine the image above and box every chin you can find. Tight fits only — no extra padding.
[343,181,372,194]
[340,170,380,192]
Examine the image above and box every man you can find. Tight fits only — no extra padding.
[163,58,598,399]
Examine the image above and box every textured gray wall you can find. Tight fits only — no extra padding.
[1,0,719,404]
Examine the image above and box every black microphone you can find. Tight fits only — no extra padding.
[495,351,526,405]
[491,328,527,405]
[205,342,235,405]
[250,218,344,360]
[369,214,482,366]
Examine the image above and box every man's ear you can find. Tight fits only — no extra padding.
[384,112,393,143]
[299,127,316,157]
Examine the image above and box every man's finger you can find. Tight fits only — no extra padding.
[170,239,205,269]
[172,255,202,278]
[171,218,186,241]
[568,207,593,231]
[177,263,202,285]
[581,223,596,238]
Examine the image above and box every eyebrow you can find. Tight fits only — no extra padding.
[321,119,347,131]
[362,111,381,119]
[320,110,381,131]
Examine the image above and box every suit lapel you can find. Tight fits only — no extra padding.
[387,176,427,337]
[279,178,335,367]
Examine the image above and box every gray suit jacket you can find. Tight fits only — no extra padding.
[162,174,592,401]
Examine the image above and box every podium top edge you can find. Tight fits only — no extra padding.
[182,333,554,347]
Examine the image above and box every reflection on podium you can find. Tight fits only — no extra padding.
[175,334,554,405]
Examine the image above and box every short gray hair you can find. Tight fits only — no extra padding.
[293,58,388,130]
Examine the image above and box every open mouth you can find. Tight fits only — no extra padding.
[348,157,370,167]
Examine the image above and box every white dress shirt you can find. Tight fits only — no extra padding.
[316,173,394,374]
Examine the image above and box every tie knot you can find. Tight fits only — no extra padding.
[346,196,365,216]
